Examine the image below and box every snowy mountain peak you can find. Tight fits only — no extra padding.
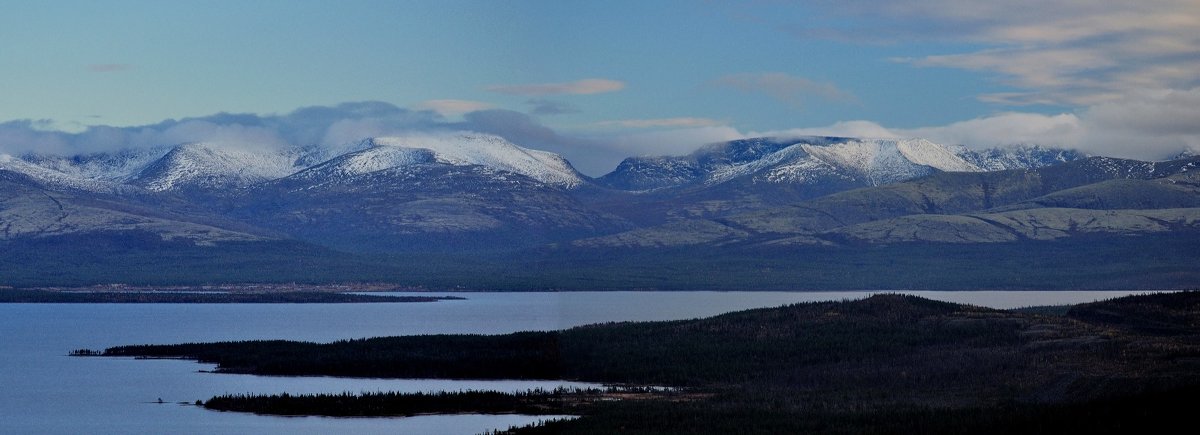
[287,146,437,184]
[599,136,1085,191]
[361,133,585,188]
[129,142,304,192]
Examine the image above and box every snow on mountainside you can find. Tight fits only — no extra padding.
[4,132,584,197]
[0,153,136,194]
[958,145,1085,171]
[281,133,586,189]
[19,146,171,182]
[365,133,585,188]
[599,136,1086,191]
[128,143,305,192]
[6,133,1078,198]
[287,145,437,185]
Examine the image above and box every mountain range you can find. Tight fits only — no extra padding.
[2,133,1196,289]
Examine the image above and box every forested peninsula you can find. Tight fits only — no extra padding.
[80,292,1200,433]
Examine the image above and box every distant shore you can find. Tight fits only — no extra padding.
[0,288,463,303]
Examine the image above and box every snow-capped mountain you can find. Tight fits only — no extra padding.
[274,133,586,190]
[19,146,171,182]
[959,145,1084,171]
[2,131,1101,254]
[0,153,137,194]
[364,134,586,188]
[128,143,307,192]
[597,136,1085,192]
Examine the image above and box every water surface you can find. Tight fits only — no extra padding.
[0,290,1159,434]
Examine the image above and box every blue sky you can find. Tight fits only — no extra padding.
[2,0,1198,174]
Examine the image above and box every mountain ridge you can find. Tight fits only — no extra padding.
[3,133,1197,289]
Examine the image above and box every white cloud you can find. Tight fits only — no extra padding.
[1078,87,1200,158]
[152,120,291,151]
[757,120,900,140]
[413,99,494,117]
[898,113,1084,150]
[796,1,1200,107]
[753,103,1199,161]
[485,78,626,96]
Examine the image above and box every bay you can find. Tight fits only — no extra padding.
[0,290,1160,434]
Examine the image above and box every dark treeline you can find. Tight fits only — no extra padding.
[204,388,577,417]
[499,384,1200,435]
[100,295,1037,385]
[90,292,1200,433]
[6,232,1200,290]
[0,289,459,303]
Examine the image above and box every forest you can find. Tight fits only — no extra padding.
[6,231,1200,290]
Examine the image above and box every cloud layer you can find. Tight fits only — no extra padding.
[2,95,1196,180]
[525,99,581,115]
[796,0,1200,107]
[759,89,1200,160]
[0,102,633,176]
[413,99,494,117]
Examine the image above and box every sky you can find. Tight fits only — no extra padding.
[1,0,1198,175]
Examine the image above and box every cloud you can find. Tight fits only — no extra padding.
[898,113,1084,149]
[789,0,1200,107]
[0,120,72,155]
[760,113,1087,153]
[525,99,580,115]
[710,72,855,108]
[756,120,900,140]
[486,78,626,95]
[1077,87,1200,158]
[757,103,1199,161]
[0,102,442,156]
[87,64,132,73]
[876,90,1200,159]
[0,102,650,176]
[593,117,726,129]
[588,126,747,159]
[412,99,494,117]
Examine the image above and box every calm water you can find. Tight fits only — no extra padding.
[0,290,1160,434]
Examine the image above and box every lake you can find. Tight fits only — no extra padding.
[0,290,1161,434]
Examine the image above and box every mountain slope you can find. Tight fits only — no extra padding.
[0,154,138,194]
[597,137,1081,191]
[588,137,1083,225]
[0,168,272,245]
[364,134,586,188]
[574,156,1200,249]
[829,207,1200,244]
[128,143,305,193]
[225,134,622,252]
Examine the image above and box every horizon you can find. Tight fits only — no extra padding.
[2,1,1197,174]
